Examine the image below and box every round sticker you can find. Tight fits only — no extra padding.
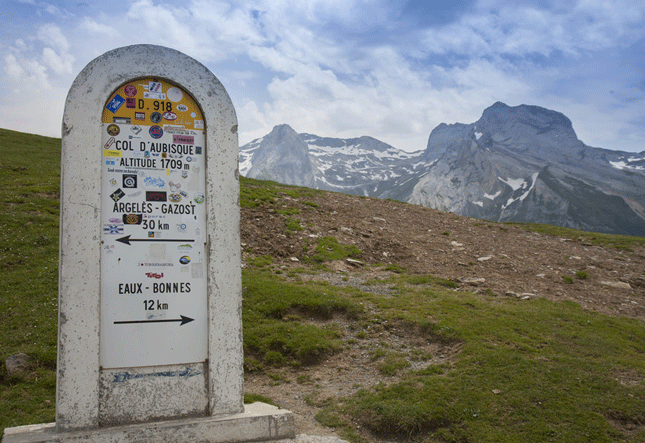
[107,124,120,136]
[179,256,191,265]
[167,87,183,102]
[194,192,205,204]
[149,125,163,139]
[124,85,137,97]
[168,194,182,202]
[150,112,162,123]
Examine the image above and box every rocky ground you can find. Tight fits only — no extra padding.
[240,186,645,441]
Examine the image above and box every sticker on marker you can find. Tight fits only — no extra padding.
[106,95,125,113]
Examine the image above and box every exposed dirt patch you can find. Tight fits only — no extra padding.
[241,188,645,440]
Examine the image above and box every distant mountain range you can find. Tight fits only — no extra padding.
[240,102,645,236]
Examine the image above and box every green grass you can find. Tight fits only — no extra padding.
[308,236,362,263]
[404,274,458,289]
[0,129,60,431]
[240,176,320,209]
[285,216,304,232]
[327,285,645,442]
[275,208,300,216]
[509,221,645,250]
[242,268,363,366]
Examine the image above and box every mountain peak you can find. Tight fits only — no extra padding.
[479,102,574,134]
[244,123,315,187]
[268,123,298,137]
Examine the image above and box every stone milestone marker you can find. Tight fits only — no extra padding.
[2,45,293,442]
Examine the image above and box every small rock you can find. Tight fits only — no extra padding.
[601,281,632,290]
[451,241,463,247]
[290,257,300,262]
[346,258,364,267]
[505,291,517,297]
[6,352,30,376]
[477,256,492,262]
[492,389,501,395]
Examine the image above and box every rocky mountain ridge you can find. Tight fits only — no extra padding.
[240,102,645,236]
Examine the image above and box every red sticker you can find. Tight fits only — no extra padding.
[124,85,137,97]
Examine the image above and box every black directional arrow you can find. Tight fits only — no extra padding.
[116,235,195,245]
[114,315,195,326]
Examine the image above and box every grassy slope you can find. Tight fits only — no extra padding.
[1,128,645,442]
[0,129,59,429]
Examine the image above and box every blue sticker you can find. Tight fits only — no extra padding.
[106,95,126,113]
[104,224,124,234]
[106,159,116,166]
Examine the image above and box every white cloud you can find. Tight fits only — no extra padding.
[36,23,69,52]
[4,54,25,80]
[3,53,50,91]
[42,46,74,74]
[78,18,117,36]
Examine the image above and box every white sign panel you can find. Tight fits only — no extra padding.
[100,79,207,368]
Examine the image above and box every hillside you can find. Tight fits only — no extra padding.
[2,128,645,442]
[240,178,645,440]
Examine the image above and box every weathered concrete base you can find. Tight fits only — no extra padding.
[2,403,293,443]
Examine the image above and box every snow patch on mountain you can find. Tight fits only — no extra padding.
[484,190,501,200]
[610,156,645,171]
[498,176,527,191]
[501,173,539,209]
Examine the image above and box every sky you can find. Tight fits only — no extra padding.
[1,0,644,153]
